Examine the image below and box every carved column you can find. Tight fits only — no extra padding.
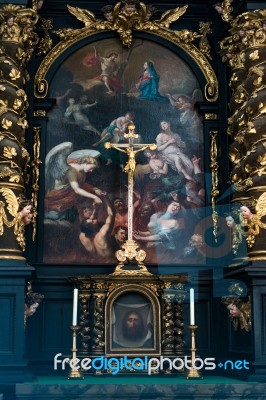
[173,300,185,356]
[79,294,91,355]
[220,10,266,260]
[162,293,175,355]
[0,4,38,260]
[91,287,106,355]
[220,8,266,381]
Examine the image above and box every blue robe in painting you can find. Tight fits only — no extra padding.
[137,62,168,103]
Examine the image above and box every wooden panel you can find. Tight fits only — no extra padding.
[27,296,72,361]
[0,295,15,354]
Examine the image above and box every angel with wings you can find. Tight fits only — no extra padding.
[167,90,203,147]
[44,142,106,224]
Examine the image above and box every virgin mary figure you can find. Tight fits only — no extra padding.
[136,61,168,102]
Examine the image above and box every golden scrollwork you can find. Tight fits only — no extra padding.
[219,9,266,257]
[113,239,152,275]
[36,18,53,56]
[33,110,46,117]
[31,126,41,241]
[0,5,38,58]
[94,282,106,291]
[106,282,124,294]
[241,193,266,248]
[214,0,233,23]
[198,21,212,60]
[34,1,218,102]
[204,113,218,120]
[0,167,20,183]
[0,188,26,250]
[210,130,219,241]
[140,283,159,295]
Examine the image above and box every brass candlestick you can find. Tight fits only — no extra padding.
[68,325,83,379]
[186,325,202,379]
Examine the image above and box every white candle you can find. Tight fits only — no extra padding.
[72,288,78,326]
[190,288,195,325]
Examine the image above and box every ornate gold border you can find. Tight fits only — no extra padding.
[32,126,41,241]
[0,255,25,260]
[34,29,218,102]
[247,186,266,192]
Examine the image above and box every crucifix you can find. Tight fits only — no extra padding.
[104,123,157,274]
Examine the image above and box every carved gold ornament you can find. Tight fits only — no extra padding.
[31,127,41,241]
[0,188,26,250]
[210,130,219,241]
[239,194,266,248]
[0,5,38,45]
[214,0,233,22]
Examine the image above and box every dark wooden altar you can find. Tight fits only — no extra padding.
[70,273,187,372]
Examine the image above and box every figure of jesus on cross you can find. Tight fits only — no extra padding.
[104,123,156,274]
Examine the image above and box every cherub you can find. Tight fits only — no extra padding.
[222,296,251,332]
[24,284,44,326]
[101,5,114,23]
[213,1,233,22]
[18,201,33,225]
[0,14,20,42]
[143,149,168,179]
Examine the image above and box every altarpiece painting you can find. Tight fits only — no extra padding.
[41,36,208,266]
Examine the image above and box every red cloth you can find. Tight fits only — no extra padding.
[45,183,94,213]
[82,53,98,67]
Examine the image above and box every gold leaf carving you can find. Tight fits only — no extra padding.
[3,146,17,159]
[9,68,21,80]
[22,147,29,158]
[247,121,256,134]
[9,174,20,183]
[0,167,14,178]
[0,99,8,108]
[0,188,19,217]
[13,98,23,110]
[257,154,266,166]
[258,102,266,115]
[16,48,25,59]
[16,89,27,100]
[249,50,259,61]
[0,167,20,182]
[154,5,188,28]
[17,118,28,129]
[2,118,12,130]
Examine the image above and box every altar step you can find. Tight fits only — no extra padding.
[15,376,266,400]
